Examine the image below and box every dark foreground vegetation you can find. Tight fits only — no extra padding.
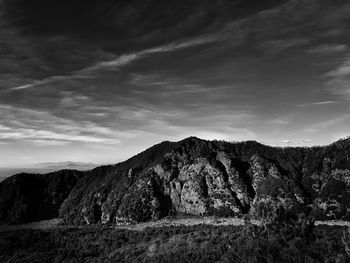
[1,215,350,263]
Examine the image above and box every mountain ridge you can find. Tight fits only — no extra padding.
[0,136,349,225]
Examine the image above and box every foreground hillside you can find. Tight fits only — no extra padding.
[0,222,349,263]
[0,137,350,225]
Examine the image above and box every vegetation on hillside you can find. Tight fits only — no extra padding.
[1,200,350,262]
[0,222,349,262]
[0,170,84,224]
[1,137,350,225]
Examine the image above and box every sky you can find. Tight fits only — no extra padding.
[0,0,350,167]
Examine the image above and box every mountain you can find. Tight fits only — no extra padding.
[34,161,95,168]
[0,162,97,182]
[1,136,350,225]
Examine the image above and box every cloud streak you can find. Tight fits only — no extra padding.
[307,44,347,55]
[10,35,219,91]
[325,55,350,100]
[0,105,121,145]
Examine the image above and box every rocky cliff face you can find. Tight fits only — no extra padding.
[105,149,304,223]
[1,137,350,225]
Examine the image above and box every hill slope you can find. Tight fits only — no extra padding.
[1,137,350,225]
[0,170,84,224]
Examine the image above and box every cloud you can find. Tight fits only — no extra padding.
[0,3,118,92]
[310,101,339,105]
[128,73,236,98]
[11,83,36,91]
[0,105,121,145]
[303,114,350,133]
[30,139,71,146]
[0,91,257,149]
[9,34,219,91]
[326,56,350,78]
[325,55,350,100]
[307,44,347,54]
[0,128,119,144]
[297,101,340,107]
[261,38,310,55]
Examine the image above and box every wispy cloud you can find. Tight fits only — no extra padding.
[311,101,339,105]
[128,73,236,97]
[261,38,310,55]
[0,105,121,145]
[297,101,340,107]
[11,83,36,91]
[307,44,347,54]
[10,35,219,91]
[326,57,350,78]
[303,114,350,133]
[325,55,350,100]
[0,127,119,144]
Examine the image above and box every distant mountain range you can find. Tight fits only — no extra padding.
[35,161,96,168]
[0,137,349,225]
[0,162,97,182]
